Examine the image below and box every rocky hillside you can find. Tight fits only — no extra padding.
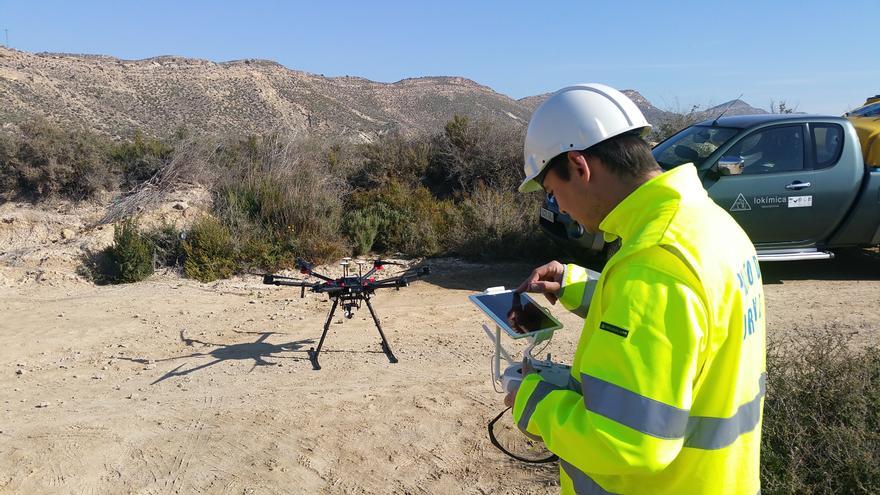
[0,48,530,141]
[0,47,766,141]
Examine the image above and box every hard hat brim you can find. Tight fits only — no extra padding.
[518,176,543,193]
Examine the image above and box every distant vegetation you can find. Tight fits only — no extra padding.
[0,116,555,283]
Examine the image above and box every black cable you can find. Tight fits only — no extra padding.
[488,407,558,464]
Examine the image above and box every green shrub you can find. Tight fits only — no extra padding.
[0,118,115,200]
[762,330,880,494]
[182,216,235,282]
[105,219,154,283]
[111,131,174,188]
[343,209,381,256]
[348,180,457,257]
[236,229,294,271]
[145,223,183,268]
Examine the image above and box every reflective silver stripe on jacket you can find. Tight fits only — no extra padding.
[685,373,767,450]
[520,372,765,451]
[581,374,690,439]
[580,373,766,447]
[558,265,597,319]
[560,460,618,495]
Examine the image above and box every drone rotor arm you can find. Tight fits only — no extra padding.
[263,275,319,288]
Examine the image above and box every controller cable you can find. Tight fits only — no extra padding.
[488,407,559,464]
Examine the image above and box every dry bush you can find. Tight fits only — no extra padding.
[145,222,184,269]
[349,131,434,190]
[651,104,706,143]
[110,131,175,188]
[762,329,880,494]
[102,136,220,224]
[212,133,348,266]
[450,187,552,260]
[430,115,525,195]
[0,118,115,201]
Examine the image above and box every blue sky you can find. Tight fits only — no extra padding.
[1,0,876,114]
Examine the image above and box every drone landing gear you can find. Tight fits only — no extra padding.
[366,297,398,365]
[307,295,398,371]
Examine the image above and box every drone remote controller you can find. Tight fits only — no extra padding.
[470,287,572,393]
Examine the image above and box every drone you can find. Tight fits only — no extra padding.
[262,257,430,370]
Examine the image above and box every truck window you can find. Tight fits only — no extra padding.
[811,124,844,169]
[653,125,738,170]
[721,125,805,175]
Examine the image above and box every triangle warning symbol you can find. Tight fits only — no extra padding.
[730,193,751,212]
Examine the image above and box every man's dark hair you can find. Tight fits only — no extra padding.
[543,132,659,184]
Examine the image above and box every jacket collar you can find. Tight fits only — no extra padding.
[598,163,705,245]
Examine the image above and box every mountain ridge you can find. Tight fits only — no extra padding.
[0,47,768,141]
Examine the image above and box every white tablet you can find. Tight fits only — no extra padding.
[469,289,562,339]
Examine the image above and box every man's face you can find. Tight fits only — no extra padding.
[541,154,602,233]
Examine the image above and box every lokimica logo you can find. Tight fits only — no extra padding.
[730,194,752,212]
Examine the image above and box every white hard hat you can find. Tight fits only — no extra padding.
[519,83,652,192]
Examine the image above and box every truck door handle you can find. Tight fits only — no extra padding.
[785,181,811,190]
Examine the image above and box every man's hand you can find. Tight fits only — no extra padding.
[504,383,519,408]
[503,359,536,408]
[515,261,565,305]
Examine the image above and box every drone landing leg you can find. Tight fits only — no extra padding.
[364,296,398,364]
[309,298,339,370]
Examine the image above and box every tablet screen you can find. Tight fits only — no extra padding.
[470,291,561,337]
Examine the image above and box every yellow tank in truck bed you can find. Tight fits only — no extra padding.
[848,117,880,167]
[847,97,880,167]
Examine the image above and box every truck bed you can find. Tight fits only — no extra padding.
[827,165,880,247]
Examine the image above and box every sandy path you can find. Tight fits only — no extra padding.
[1,253,879,494]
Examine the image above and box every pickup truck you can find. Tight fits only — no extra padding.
[539,114,880,261]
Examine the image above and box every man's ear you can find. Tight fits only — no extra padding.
[567,151,590,183]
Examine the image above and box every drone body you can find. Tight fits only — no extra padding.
[262,257,430,370]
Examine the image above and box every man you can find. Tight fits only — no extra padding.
[507,84,766,494]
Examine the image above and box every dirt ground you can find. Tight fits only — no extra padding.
[1,200,879,494]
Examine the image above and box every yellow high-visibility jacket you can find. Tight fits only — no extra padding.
[513,164,766,494]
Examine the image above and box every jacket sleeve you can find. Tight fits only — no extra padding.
[512,258,707,476]
[557,264,598,318]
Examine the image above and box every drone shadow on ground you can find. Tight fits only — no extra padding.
[117,330,315,384]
